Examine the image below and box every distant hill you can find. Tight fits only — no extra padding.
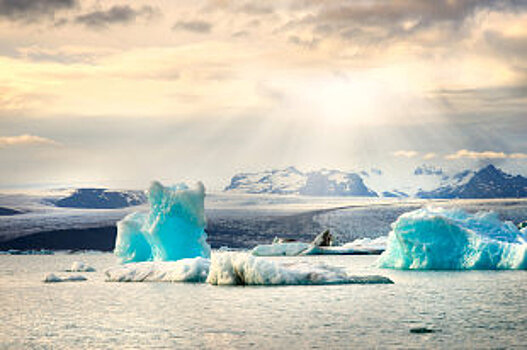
[0,207,23,216]
[417,164,527,199]
[52,189,147,209]
[225,167,377,197]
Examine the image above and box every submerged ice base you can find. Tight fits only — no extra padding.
[105,253,393,286]
[114,181,211,263]
[378,207,527,270]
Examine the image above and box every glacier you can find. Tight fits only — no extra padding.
[106,253,393,285]
[378,207,527,270]
[114,181,211,263]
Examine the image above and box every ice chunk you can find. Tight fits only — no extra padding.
[67,261,95,272]
[44,273,87,283]
[378,207,527,270]
[251,242,311,256]
[114,181,211,263]
[105,257,211,282]
[207,252,393,285]
[342,236,388,251]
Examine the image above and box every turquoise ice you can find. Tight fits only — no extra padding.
[378,207,526,270]
[114,181,211,263]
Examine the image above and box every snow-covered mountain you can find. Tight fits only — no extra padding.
[225,164,527,199]
[49,188,147,209]
[360,165,447,198]
[224,167,378,197]
[417,164,527,199]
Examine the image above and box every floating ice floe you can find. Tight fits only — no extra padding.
[44,273,87,283]
[66,261,95,272]
[252,242,312,256]
[207,253,393,285]
[251,236,386,256]
[114,181,211,263]
[105,253,393,285]
[378,207,527,270]
[105,258,210,282]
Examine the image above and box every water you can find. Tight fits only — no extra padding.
[1,253,525,349]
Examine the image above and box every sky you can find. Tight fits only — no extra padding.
[0,0,526,190]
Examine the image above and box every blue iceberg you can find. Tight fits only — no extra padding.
[378,207,527,270]
[114,181,211,263]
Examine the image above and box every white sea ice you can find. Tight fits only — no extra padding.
[105,253,393,285]
[207,252,393,286]
[251,242,311,256]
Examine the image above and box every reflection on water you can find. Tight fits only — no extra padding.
[1,253,525,349]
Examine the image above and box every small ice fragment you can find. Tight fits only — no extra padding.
[410,327,437,334]
[43,273,87,283]
[67,261,95,272]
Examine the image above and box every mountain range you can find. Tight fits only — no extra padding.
[50,188,147,209]
[224,167,377,197]
[225,164,527,199]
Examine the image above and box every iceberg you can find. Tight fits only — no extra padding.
[378,207,527,270]
[114,181,211,263]
[105,257,211,282]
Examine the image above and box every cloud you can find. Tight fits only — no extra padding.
[288,35,319,49]
[0,134,60,147]
[0,0,76,21]
[239,3,273,15]
[445,149,527,160]
[392,150,418,158]
[285,0,527,48]
[172,20,212,33]
[423,152,437,160]
[75,5,157,28]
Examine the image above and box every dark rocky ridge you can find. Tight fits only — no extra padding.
[418,165,527,199]
[52,188,147,209]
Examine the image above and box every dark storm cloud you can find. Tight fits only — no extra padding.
[172,20,212,33]
[0,0,76,21]
[75,5,157,29]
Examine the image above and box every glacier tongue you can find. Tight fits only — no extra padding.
[114,181,211,263]
[378,207,527,270]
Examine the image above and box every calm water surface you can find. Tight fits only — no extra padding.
[0,253,525,349]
